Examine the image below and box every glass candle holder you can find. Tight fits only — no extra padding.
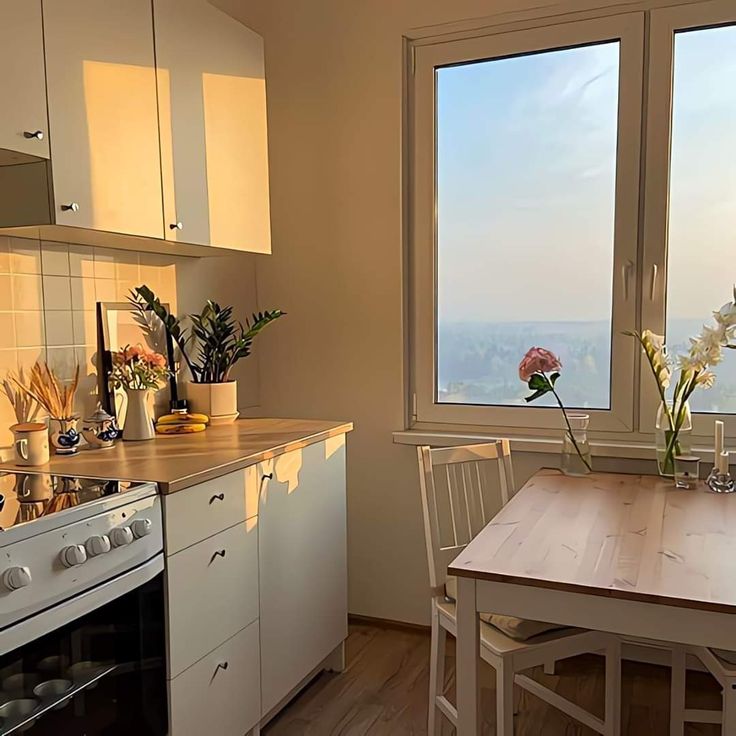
[674,454,700,489]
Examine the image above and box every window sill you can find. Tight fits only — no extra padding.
[393,429,720,463]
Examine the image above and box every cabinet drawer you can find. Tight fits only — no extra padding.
[166,520,259,677]
[169,620,260,736]
[164,465,259,554]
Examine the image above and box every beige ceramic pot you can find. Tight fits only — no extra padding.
[185,381,239,424]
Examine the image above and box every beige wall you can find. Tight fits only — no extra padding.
[215,0,657,625]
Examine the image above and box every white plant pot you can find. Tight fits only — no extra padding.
[185,381,239,424]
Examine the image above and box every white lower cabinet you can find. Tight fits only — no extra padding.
[169,620,260,736]
[166,520,259,678]
[164,435,349,733]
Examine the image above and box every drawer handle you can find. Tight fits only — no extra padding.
[209,493,225,504]
[215,661,229,675]
[262,473,273,481]
[210,549,227,563]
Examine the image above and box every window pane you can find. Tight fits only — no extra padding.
[436,42,620,409]
[666,24,736,414]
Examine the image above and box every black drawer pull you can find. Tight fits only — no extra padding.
[210,549,227,563]
[209,493,225,504]
[262,473,273,481]
[214,661,229,676]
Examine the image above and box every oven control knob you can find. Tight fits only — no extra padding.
[110,527,134,548]
[2,566,32,591]
[130,519,152,539]
[60,545,88,568]
[86,535,112,557]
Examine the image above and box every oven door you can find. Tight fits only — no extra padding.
[0,555,166,736]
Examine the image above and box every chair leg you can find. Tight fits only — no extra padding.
[670,647,686,736]
[496,660,515,736]
[428,606,446,735]
[723,680,736,736]
[604,638,621,736]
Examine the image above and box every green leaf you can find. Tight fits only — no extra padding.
[528,374,550,392]
[524,389,548,403]
[549,372,560,386]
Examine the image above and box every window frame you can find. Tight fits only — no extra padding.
[640,0,736,438]
[409,13,645,433]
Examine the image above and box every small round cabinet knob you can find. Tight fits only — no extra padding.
[110,527,134,548]
[60,545,88,568]
[2,566,32,592]
[23,130,44,140]
[85,535,112,557]
[61,202,80,213]
[169,222,183,230]
[130,519,152,539]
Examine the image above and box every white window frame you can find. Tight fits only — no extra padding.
[409,14,645,433]
[640,0,736,438]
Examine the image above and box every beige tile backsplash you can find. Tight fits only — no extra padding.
[0,234,179,451]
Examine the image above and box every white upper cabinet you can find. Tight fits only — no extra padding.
[153,0,272,253]
[42,0,164,238]
[0,1,49,164]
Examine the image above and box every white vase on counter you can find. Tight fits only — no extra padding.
[123,389,156,441]
[185,381,239,424]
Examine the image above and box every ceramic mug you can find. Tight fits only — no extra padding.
[10,423,50,466]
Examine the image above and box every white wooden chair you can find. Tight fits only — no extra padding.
[670,645,736,734]
[417,440,622,735]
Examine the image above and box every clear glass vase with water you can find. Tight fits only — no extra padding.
[561,413,593,477]
[655,400,692,477]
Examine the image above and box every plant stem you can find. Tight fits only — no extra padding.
[550,385,593,472]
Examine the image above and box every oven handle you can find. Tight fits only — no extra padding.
[0,553,164,656]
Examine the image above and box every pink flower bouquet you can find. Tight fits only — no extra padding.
[110,344,170,391]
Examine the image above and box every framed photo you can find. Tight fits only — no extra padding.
[96,301,177,418]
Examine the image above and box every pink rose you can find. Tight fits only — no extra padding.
[147,352,166,368]
[519,347,562,382]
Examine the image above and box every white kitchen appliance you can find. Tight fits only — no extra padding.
[0,472,166,735]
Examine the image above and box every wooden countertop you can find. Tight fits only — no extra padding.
[0,418,353,493]
[449,468,736,615]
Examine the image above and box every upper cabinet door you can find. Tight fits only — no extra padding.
[42,0,164,237]
[154,0,272,253]
[0,1,49,164]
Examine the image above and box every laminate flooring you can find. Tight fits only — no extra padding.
[264,622,722,735]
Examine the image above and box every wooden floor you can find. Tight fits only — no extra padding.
[264,622,723,735]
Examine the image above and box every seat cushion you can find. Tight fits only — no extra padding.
[445,575,565,642]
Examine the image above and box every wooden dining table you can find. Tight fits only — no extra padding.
[449,467,736,735]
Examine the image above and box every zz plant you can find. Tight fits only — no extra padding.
[130,285,284,383]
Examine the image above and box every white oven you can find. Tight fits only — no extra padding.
[0,474,166,736]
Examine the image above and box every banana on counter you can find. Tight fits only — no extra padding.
[155,409,210,435]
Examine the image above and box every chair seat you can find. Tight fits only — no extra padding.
[444,575,567,642]
[436,598,584,655]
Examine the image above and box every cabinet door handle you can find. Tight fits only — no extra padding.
[61,202,80,212]
[209,493,225,504]
[262,473,273,481]
[210,549,227,563]
[214,661,229,675]
[169,222,183,230]
[23,130,44,140]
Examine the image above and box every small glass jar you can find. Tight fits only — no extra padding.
[561,413,592,477]
[674,454,700,489]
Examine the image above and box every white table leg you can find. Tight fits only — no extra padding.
[457,576,481,735]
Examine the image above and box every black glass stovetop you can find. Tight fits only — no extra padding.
[0,473,142,533]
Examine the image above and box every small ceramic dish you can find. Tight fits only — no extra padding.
[0,698,40,732]
[66,661,101,689]
[1,673,39,698]
[33,679,73,710]
[37,655,70,676]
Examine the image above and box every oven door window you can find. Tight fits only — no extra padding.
[0,574,166,736]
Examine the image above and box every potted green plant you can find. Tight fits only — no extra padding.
[130,285,284,423]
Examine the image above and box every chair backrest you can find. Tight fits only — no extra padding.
[417,440,515,592]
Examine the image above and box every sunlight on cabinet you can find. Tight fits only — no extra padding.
[203,72,271,254]
[83,61,164,238]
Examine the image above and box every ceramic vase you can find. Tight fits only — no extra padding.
[185,381,239,424]
[123,389,155,441]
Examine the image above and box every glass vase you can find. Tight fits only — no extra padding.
[561,413,592,477]
[655,400,692,477]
